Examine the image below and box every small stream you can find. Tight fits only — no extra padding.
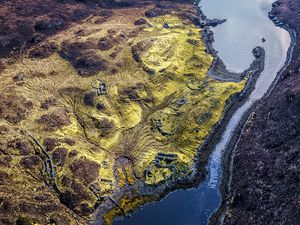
[113,1,291,224]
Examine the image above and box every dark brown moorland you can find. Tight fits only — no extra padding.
[0,0,193,59]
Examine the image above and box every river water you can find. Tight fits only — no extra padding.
[113,1,291,224]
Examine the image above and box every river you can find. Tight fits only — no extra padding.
[113,0,291,224]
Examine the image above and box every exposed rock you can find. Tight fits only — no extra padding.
[12,72,25,83]
[200,18,226,27]
[163,22,170,28]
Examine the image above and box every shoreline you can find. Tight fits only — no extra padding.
[1,1,295,224]
[108,0,267,223]
[208,9,298,225]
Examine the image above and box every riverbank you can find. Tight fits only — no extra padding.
[0,1,257,224]
[210,0,300,224]
[111,1,268,224]
[0,1,210,224]
[109,0,296,224]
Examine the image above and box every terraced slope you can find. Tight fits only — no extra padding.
[0,2,247,224]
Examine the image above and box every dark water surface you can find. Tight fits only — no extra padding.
[113,0,290,224]
[114,180,221,225]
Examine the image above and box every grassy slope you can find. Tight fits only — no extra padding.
[0,3,246,224]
